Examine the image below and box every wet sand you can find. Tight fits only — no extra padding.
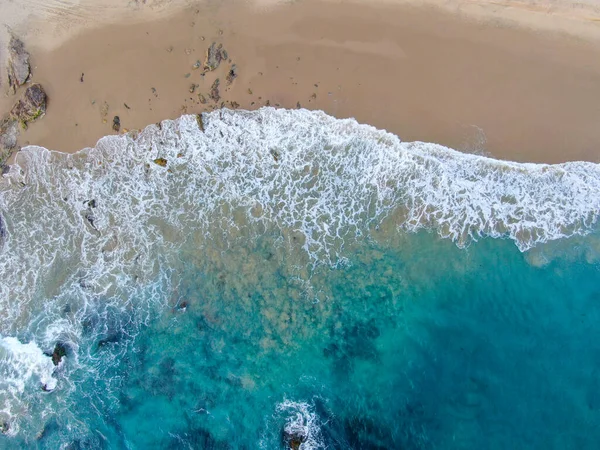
[2,0,600,163]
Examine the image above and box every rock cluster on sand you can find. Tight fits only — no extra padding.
[7,35,31,94]
[204,42,228,72]
[0,35,48,168]
[10,84,47,128]
[226,64,238,85]
[209,78,221,103]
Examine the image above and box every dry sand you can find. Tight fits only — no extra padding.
[2,0,600,163]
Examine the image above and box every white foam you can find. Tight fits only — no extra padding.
[0,336,57,436]
[276,400,325,450]
[0,107,599,438]
[0,107,598,329]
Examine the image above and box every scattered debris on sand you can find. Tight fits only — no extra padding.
[10,84,47,129]
[189,84,197,94]
[112,116,121,132]
[80,73,85,83]
[100,102,109,123]
[7,35,31,94]
[124,103,131,110]
[209,78,221,103]
[198,93,207,104]
[226,64,238,85]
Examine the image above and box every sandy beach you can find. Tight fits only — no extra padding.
[1,0,600,163]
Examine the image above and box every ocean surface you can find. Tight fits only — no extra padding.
[0,108,599,449]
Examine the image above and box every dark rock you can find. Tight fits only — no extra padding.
[225,64,238,85]
[112,116,120,132]
[196,114,204,131]
[0,420,9,434]
[209,78,220,103]
[80,73,84,82]
[282,429,306,450]
[0,118,19,166]
[204,42,223,71]
[7,35,30,94]
[0,213,6,249]
[51,343,67,365]
[84,210,97,230]
[10,83,47,128]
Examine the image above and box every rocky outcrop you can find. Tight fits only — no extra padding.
[283,429,306,450]
[51,343,67,366]
[7,35,31,94]
[209,78,220,103]
[204,42,227,71]
[10,83,47,128]
[0,118,19,167]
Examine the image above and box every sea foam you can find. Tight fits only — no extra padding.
[0,108,599,439]
[1,107,599,334]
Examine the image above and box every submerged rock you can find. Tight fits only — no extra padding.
[7,35,31,93]
[10,83,47,128]
[283,430,306,450]
[0,118,19,166]
[153,158,168,167]
[0,213,6,251]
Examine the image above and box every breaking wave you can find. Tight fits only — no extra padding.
[0,107,599,441]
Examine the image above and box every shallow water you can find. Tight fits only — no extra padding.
[0,109,599,448]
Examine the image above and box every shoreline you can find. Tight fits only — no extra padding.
[2,0,600,163]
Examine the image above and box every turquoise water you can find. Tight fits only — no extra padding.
[1,109,600,448]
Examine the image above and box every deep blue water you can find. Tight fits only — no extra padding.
[1,109,599,449]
